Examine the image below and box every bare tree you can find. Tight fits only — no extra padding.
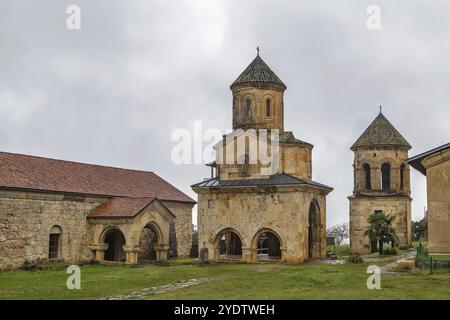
[326,223,349,246]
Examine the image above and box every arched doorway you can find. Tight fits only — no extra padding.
[138,223,160,262]
[255,230,281,261]
[104,228,126,262]
[217,229,242,261]
[308,200,321,259]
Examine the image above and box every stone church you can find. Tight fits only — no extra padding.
[192,52,333,264]
[0,152,195,270]
[349,111,412,254]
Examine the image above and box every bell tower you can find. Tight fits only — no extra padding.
[349,110,412,254]
[230,49,286,132]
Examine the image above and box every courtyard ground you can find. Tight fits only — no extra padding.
[0,255,449,300]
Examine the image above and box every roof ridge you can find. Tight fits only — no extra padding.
[0,150,155,174]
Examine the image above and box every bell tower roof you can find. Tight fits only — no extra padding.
[230,51,286,91]
[351,111,411,150]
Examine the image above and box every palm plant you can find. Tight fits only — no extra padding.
[365,212,399,255]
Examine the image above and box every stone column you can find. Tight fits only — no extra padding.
[89,244,108,262]
[123,246,140,265]
[242,246,253,263]
[154,244,170,264]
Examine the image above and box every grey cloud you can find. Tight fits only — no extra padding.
[1,0,448,226]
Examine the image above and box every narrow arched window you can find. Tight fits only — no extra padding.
[381,163,391,191]
[400,164,405,190]
[363,163,371,190]
[245,99,252,117]
[238,154,250,176]
[49,226,62,259]
[266,99,271,117]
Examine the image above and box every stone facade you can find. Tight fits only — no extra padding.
[165,202,194,257]
[425,148,450,253]
[0,190,103,269]
[0,188,193,270]
[196,187,328,263]
[408,144,450,253]
[349,196,411,253]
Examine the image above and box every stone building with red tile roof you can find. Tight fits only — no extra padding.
[0,151,195,269]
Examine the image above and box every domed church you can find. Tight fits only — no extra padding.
[192,51,333,263]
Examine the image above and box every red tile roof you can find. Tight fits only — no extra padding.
[88,197,159,218]
[0,151,195,204]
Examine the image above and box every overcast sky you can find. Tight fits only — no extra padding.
[1,0,449,226]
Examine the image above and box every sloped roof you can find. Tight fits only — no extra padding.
[0,151,195,203]
[230,54,286,90]
[88,197,157,218]
[280,131,313,147]
[351,112,411,150]
[407,142,450,175]
[191,173,332,191]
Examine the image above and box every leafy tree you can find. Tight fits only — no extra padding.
[412,217,427,241]
[364,212,399,255]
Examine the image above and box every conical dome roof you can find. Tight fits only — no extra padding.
[230,53,286,90]
[351,112,411,150]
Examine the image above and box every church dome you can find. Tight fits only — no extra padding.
[230,52,286,91]
[351,112,411,150]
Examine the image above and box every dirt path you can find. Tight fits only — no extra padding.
[379,249,416,274]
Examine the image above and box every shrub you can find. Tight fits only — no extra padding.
[348,253,363,264]
[383,247,398,255]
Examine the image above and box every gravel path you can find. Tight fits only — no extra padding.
[100,277,217,300]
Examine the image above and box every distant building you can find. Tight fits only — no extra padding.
[408,143,450,254]
[0,152,195,269]
[349,112,412,254]
[192,52,332,263]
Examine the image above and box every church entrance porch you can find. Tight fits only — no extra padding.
[88,197,175,265]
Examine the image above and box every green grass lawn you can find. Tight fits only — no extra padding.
[327,244,350,258]
[0,258,449,300]
[429,255,450,262]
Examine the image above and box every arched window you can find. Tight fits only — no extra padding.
[245,98,252,117]
[49,226,62,259]
[238,154,250,176]
[266,99,271,117]
[363,163,371,190]
[381,163,391,191]
[400,164,405,190]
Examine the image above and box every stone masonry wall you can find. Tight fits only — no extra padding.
[164,201,194,258]
[0,189,104,270]
[197,187,327,264]
[425,150,450,253]
[349,196,412,254]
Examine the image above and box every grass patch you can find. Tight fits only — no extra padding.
[0,259,449,300]
[327,244,350,258]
